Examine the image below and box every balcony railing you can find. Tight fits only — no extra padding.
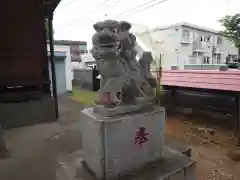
[193,42,207,52]
[184,64,226,70]
[181,37,192,44]
[213,47,224,54]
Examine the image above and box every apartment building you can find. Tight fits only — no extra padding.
[54,40,87,62]
[135,22,238,69]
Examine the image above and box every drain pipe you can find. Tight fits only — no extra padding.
[47,13,59,119]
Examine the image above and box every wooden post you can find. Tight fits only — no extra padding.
[155,54,162,105]
[237,93,240,146]
[227,93,240,161]
[47,13,59,119]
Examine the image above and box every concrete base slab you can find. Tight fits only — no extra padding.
[56,147,196,180]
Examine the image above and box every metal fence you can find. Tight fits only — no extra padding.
[161,89,238,130]
[73,69,93,90]
[184,64,226,70]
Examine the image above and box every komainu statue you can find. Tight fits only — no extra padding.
[91,19,156,115]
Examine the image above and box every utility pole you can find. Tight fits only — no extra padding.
[155,54,162,105]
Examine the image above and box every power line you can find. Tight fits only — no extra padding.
[55,0,124,33]
[105,0,123,8]
[114,0,160,18]
[56,0,78,10]
[58,0,158,29]
[58,0,112,10]
[63,0,77,6]
[117,0,172,18]
[55,0,171,34]
[125,0,171,18]
[62,0,113,27]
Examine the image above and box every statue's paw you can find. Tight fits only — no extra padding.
[115,99,121,105]
[93,100,102,105]
[104,102,117,108]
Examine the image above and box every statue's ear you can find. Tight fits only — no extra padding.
[93,23,99,31]
[141,52,153,62]
[120,21,131,31]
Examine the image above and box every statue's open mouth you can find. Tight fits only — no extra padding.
[98,35,120,51]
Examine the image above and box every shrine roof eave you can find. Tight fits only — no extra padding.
[44,0,61,15]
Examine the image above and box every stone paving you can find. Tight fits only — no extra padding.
[0,95,85,180]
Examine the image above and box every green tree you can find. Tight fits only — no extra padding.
[45,19,55,40]
[45,19,49,34]
[219,13,240,56]
[45,19,49,40]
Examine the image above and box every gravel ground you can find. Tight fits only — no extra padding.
[165,113,240,180]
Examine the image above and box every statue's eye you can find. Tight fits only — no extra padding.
[112,28,118,33]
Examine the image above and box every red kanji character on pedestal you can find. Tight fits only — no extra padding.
[134,127,148,147]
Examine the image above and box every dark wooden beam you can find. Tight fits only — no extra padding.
[47,14,59,119]
[44,0,61,16]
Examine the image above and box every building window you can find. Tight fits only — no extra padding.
[207,35,211,42]
[216,54,221,64]
[71,52,80,56]
[79,44,87,51]
[183,30,190,39]
[203,56,210,64]
[217,37,222,44]
[200,36,205,42]
[80,50,86,54]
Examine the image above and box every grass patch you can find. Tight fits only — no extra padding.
[72,87,98,105]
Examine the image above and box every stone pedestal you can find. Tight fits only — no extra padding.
[80,106,165,180]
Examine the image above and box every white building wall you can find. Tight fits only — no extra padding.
[134,32,159,67]
[47,44,73,91]
[179,27,238,65]
[137,26,183,69]
[179,26,209,65]
[136,23,238,69]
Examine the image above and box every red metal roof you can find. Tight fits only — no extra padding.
[161,69,240,92]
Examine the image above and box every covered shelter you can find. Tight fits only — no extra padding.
[0,0,61,128]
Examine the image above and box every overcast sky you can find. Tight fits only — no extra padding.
[53,0,240,48]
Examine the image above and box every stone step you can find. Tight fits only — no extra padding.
[165,135,192,157]
[123,147,196,180]
[56,147,196,180]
